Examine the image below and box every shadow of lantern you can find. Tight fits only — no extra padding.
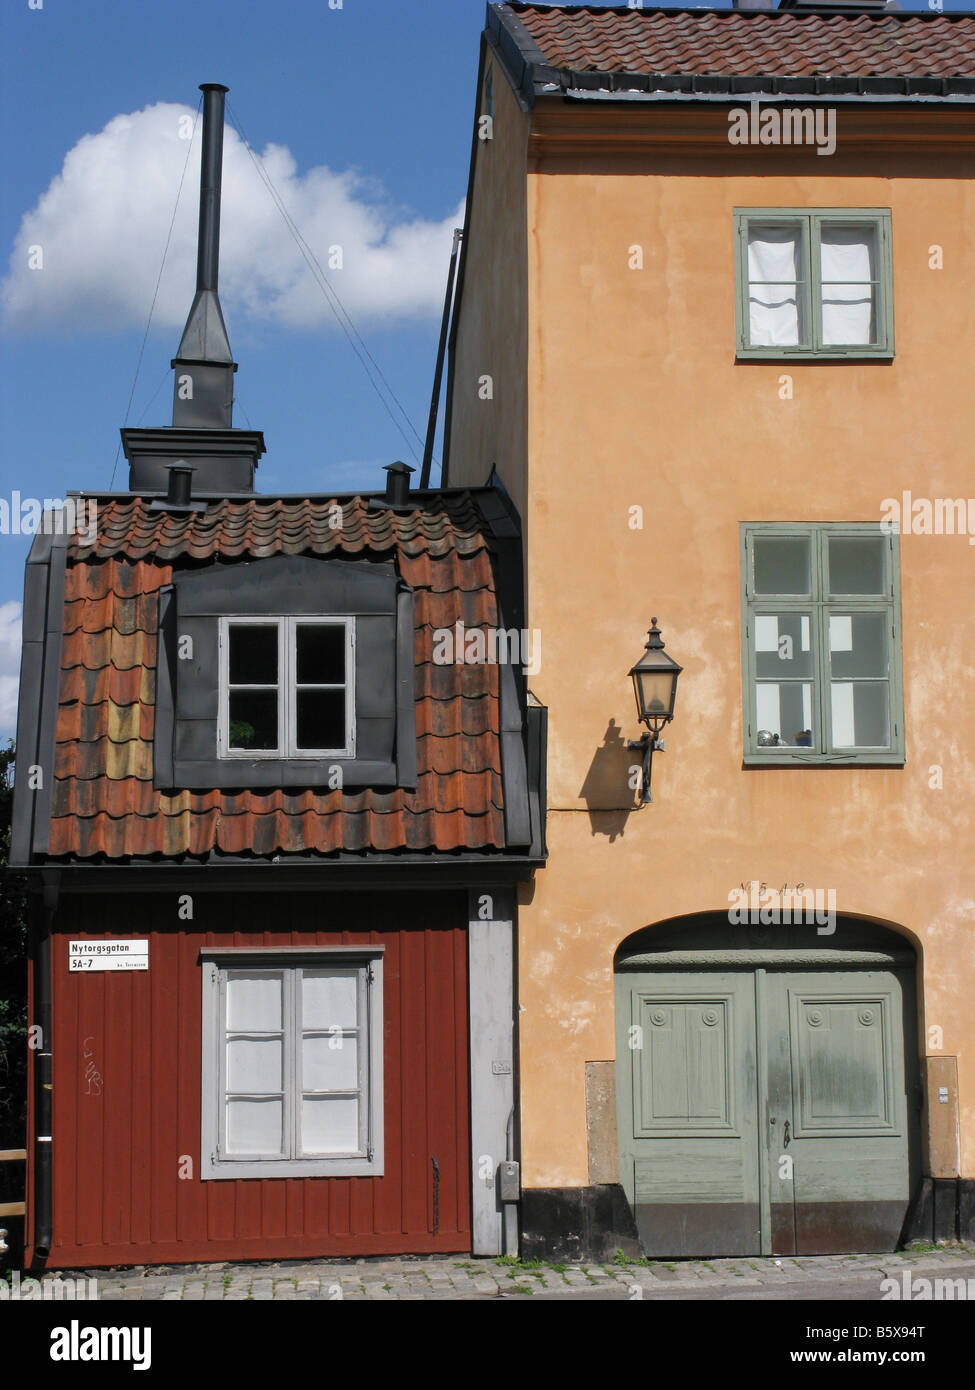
[578,718,638,842]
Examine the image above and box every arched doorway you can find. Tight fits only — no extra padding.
[614,913,920,1256]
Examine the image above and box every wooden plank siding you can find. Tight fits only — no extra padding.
[34,890,471,1267]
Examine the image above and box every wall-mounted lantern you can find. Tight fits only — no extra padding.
[627,618,682,805]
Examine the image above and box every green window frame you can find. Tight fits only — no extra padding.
[734,209,893,360]
[740,523,904,766]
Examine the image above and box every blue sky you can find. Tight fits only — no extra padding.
[0,0,964,738]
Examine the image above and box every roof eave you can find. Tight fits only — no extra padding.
[488,2,975,107]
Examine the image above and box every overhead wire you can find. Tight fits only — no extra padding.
[109,94,202,488]
[226,100,433,467]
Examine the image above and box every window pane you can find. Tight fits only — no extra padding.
[830,682,890,749]
[820,224,877,346]
[229,691,278,750]
[303,1035,358,1092]
[753,536,811,594]
[227,1037,283,1093]
[755,681,815,749]
[226,1097,284,1155]
[296,624,345,685]
[226,972,283,1030]
[296,689,346,750]
[828,536,886,595]
[229,624,278,685]
[753,612,814,679]
[302,969,358,1030]
[301,1096,360,1155]
[829,613,888,680]
[747,223,806,347]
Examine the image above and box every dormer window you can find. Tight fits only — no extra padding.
[153,554,417,792]
[219,617,355,758]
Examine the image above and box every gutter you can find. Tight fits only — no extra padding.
[15,857,545,895]
[558,89,975,106]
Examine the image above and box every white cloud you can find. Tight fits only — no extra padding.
[1,102,464,335]
[0,601,22,741]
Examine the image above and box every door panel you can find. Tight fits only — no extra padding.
[616,973,761,1257]
[766,970,912,1254]
[617,961,917,1258]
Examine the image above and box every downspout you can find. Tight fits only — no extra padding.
[503,1106,520,1256]
[419,228,463,490]
[441,36,488,488]
[32,870,58,1261]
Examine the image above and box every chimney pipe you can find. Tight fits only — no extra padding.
[167,462,196,508]
[170,81,236,428]
[125,80,265,497]
[197,84,229,294]
[384,461,415,508]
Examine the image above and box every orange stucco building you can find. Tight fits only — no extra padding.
[445,2,975,1260]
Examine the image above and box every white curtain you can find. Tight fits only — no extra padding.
[747,226,802,346]
[820,227,875,345]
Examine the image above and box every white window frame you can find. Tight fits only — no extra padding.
[200,947,384,1180]
[218,615,356,759]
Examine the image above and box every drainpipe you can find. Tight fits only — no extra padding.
[31,871,58,1261]
[419,228,463,490]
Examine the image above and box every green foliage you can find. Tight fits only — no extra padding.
[228,720,256,749]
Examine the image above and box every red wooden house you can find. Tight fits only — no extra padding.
[10,85,544,1269]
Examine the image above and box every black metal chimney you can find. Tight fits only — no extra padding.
[122,82,265,495]
[196,84,226,297]
[384,461,415,508]
[171,83,236,428]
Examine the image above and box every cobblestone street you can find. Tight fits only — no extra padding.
[46,1242,975,1301]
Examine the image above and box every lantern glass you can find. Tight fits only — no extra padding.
[634,669,676,722]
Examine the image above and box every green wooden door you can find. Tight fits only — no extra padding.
[616,961,917,1257]
[615,972,762,1257]
[765,968,915,1255]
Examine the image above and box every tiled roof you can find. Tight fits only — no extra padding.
[50,494,509,860]
[493,4,975,93]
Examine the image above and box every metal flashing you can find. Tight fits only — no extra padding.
[30,524,69,859]
[9,530,53,865]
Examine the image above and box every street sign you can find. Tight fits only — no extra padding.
[69,941,149,972]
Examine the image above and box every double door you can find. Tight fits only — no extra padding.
[616,965,917,1256]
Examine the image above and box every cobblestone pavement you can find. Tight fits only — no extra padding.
[47,1242,975,1301]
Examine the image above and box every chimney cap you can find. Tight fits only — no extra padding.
[369,460,417,513]
[199,82,229,94]
[148,459,206,513]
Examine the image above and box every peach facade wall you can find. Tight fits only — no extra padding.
[449,99,975,1191]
